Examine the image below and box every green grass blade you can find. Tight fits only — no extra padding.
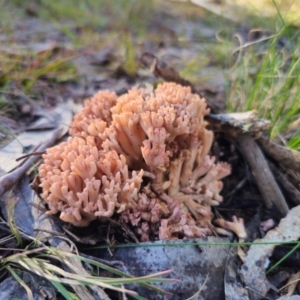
[50,280,80,300]
[7,200,23,246]
[266,241,300,274]
[6,266,33,300]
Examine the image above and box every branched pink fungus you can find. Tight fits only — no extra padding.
[39,82,231,240]
[214,216,247,240]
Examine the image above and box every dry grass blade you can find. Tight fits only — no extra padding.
[185,273,209,300]
[279,271,300,295]
[0,234,16,246]
[53,249,175,295]
[10,256,138,295]
[46,252,176,285]
[2,246,176,298]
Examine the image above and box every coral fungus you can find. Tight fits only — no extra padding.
[39,82,231,241]
[214,216,247,240]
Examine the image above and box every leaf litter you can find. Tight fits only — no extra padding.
[0,1,300,299]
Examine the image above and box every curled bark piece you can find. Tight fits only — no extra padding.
[240,205,300,299]
[207,111,270,134]
[140,52,197,93]
[258,136,300,173]
[237,133,289,217]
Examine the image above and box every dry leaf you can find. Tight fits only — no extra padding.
[0,102,73,173]
[240,205,300,299]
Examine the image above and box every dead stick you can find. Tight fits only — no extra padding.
[0,128,62,198]
[237,133,289,217]
[258,136,300,173]
[269,161,300,206]
[16,151,46,162]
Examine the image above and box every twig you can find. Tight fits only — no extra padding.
[278,272,300,294]
[226,177,247,199]
[29,201,48,213]
[245,286,270,300]
[0,128,62,198]
[106,218,140,244]
[0,235,16,246]
[269,161,300,205]
[16,151,46,162]
[237,133,289,217]
[185,273,209,300]
[79,253,130,273]
[258,136,300,173]
[33,228,65,236]
[61,226,104,245]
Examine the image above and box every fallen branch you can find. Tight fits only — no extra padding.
[237,133,289,217]
[0,128,62,198]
